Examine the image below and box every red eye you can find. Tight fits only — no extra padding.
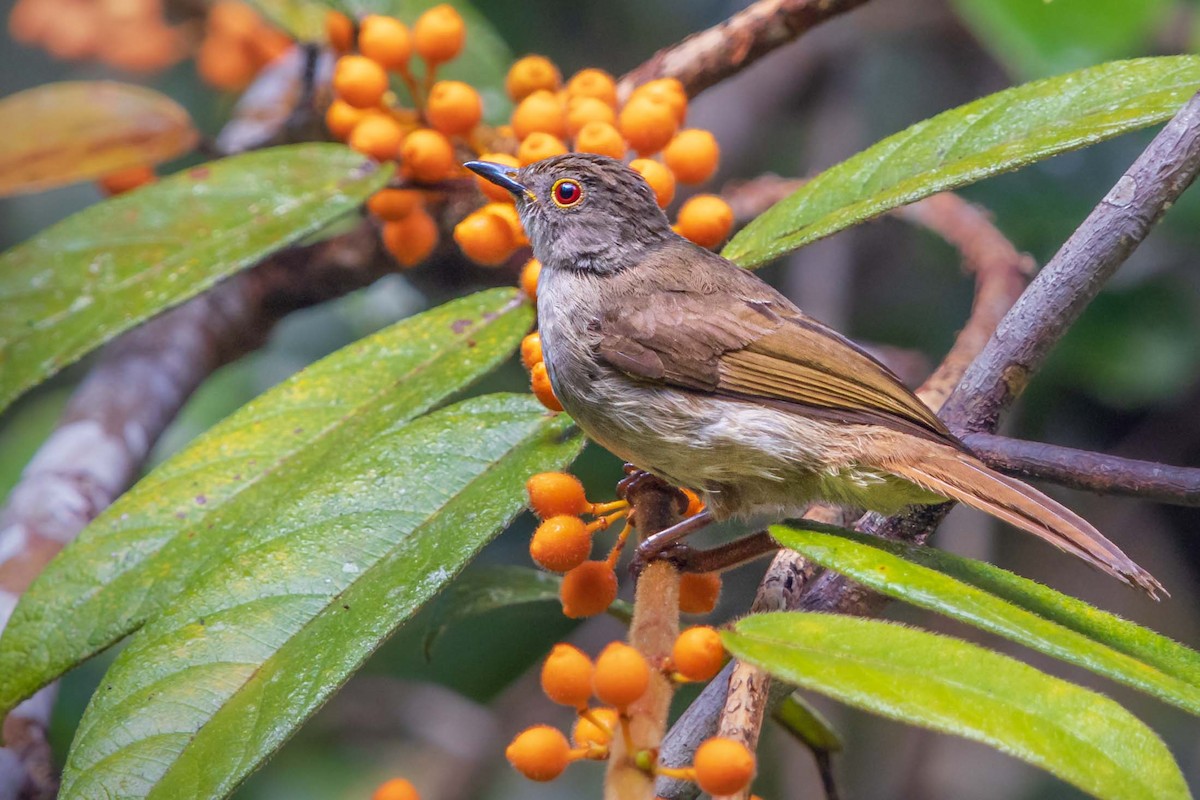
[552,178,583,207]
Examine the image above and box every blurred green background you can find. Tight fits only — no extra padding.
[2,0,1199,798]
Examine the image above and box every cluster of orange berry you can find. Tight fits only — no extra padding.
[197,1,293,91]
[370,777,419,800]
[524,471,721,618]
[8,0,184,71]
[322,4,482,268]
[505,638,755,794]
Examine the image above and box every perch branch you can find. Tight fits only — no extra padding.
[617,0,871,100]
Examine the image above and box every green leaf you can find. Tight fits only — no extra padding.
[723,56,1200,269]
[0,143,390,415]
[0,289,531,716]
[0,81,198,197]
[57,393,583,800]
[726,613,1191,800]
[243,0,325,40]
[951,0,1174,81]
[422,565,567,656]
[772,524,1200,716]
[774,692,843,753]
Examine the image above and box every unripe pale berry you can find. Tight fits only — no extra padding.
[401,128,455,183]
[526,472,589,518]
[506,54,562,102]
[333,54,389,109]
[593,641,650,708]
[694,737,756,796]
[530,515,591,572]
[520,332,543,371]
[663,129,720,184]
[426,80,482,136]
[531,360,562,411]
[676,194,734,248]
[412,4,464,64]
[629,158,675,208]
[560,560,618,618]
[511,89,567,140]
[678,571,722,615]
[540,643,594,708]
[358,15,410,70]
[672,626,725,682]
[506,725,571,782]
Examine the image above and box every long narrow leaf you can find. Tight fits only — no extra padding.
[0,289,531,715]
[724,56,1200,268]
[58,393,583,800]
[726,613,1190,800]
[0,143,390,414]
[772,524,1200,715]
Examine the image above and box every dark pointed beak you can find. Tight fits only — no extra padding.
[465,160,528,197]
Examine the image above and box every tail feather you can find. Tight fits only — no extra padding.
[885,446,1165,599]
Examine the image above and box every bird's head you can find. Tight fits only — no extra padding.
[466,154,673,274]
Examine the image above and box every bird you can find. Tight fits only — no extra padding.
[466,153,1163,597]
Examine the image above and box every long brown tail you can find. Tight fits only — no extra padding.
[883,443,1165,598]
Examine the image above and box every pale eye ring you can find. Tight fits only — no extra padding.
[551,178,584,208]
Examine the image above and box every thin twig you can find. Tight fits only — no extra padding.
[616,0,872,100]
[964,432,1200,507]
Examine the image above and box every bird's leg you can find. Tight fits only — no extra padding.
[674,530,780,573]
[635,509,714,560]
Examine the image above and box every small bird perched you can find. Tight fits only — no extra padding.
[467,154,1163,597]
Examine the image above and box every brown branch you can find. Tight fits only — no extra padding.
[964,432,1200,507]
[0,223,388,799]
[616,0,871,100]
[660,86,1200,800]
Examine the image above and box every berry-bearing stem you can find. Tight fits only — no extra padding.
[604,478,682,800]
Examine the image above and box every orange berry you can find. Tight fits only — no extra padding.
[560,561,618,618]
[348,112,404,161]
[506,54,562,102]
[519,257,541,302]
[530,515,591,573]
[99,23,182,72]
[325,10,354,53]
[412,3,464,65]
[474,152,520,203]
[618,95,678,157]
[518,132,568,166]
[530,360,562,412]
[592,642,650,709]
[97,165,156,196]
[482,202,527,246]
[372,777,420,800]
[631,77,687,124]
[664,129,720,184]
[676,194,734,248]
[566,68,617,107]
[511,89,567,141]
[566,96,616,138]
[681,488,705,517]
[325,98,367,140]
[358,15,410,70]
[197,36,256,90]
[526,472,588,518]
[251,26,293,66]
[333,54,389,108]
[367,188,423,221]
[453,209,516,266]
[679,572,722,615]
[694,737,756,796]
[381,209,439,268]
[208,0,259,39]
[672,626,725,682]
[506,725,571,782]
[42,0,99,60]
[629,158,675,208]
[520,332,543,371]
[426,80,482,136]
[540,643,594,708]
[401,128,455,183]
[572,708,619,748]
[574,121,625,160]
